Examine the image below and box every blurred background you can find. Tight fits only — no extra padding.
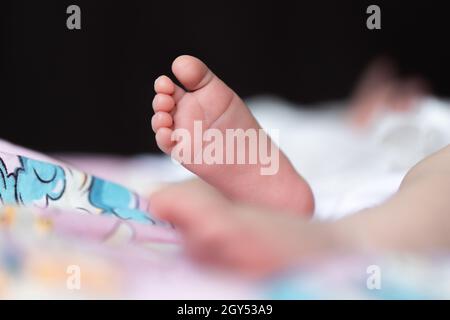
[2,0,450,154]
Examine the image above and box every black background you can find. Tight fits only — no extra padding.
[2,0,450,154]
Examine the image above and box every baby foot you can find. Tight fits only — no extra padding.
[150,180,334,276]
[151,55,313,215]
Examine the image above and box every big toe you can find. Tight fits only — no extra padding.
[150,180,230,226]
[172,55,214,91]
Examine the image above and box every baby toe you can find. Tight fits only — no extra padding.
[151,112,173,132]
[155,127,174,154]
[152,93,175,112]
[154,75,175,95]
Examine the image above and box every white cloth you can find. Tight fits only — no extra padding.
[248,96,450,219]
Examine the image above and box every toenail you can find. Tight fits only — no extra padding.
[153,95,159,106]
[154,77,161,89]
